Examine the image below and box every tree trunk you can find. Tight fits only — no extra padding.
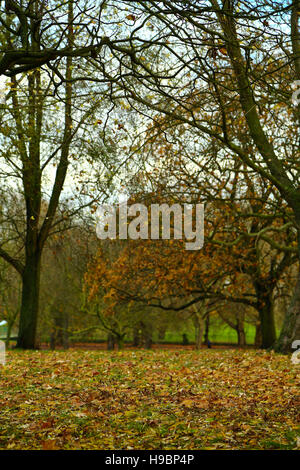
[144,336,152,349]
[140,321,153,349]
[142,328,153,349]
[62,312,69,349]
[204,313,210,344]
[158,325,166,341]
[116,336,124,350]
[275,267,300,353]
[254,322,262,348]
[52,310,69,350]
[254,280,276,349]
[50,330,56,350]
[194,315,205,350]
[107,333,115,350]
[236,323,246,347]
[16,252,41,349]
[259,301,276,349]
[5,321,13,349]
[132,325,140,347]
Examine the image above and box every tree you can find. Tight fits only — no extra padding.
[0,1,117,348]
[85,181,297,349]
[134,110,297,348]
[91,0,300,352]
[3,1,74,348]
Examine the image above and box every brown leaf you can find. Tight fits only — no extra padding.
[126,14,136,21]
[219,47,227,56]
[42,439,58,450]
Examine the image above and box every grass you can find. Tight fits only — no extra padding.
[62,323,259,347]
[156,323,257,345]
[0,349,298,450]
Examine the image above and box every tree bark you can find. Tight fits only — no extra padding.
[5,321,13,349]
[236,323,246,347]
[62,312,69,349]
[142,328,153,349]
[132,325,140,347]
[254,280,276,349]
[259,300,276,349]
[16,251,41,349]
[107,333,115,350]
[158,325,166,341]
[116,335,124,350]
[194,315,205,350]
[204,313,210,344]
[50,330,56,350]
[275,266,300,353]
[254,322,262,348]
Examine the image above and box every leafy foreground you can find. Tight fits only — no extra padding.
[0,349,299,450]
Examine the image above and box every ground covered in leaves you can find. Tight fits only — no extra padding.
[0,349,299,450]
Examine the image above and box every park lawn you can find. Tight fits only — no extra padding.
[0,349,299,450]
[83,322,259,346]
[161,324,257,345]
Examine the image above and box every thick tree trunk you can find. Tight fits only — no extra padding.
[116,336,124,350]
[195,329,202,350]
[236,321,246,347]
[254,322,262,348]
[142,329,153,349]
[132,325,140,347]
[259,300,276,349]
[254,281,276,349]
[275,267,300,353]
[194,315,205,350]
[107,333,115,350]
[16,252,41,349]
[50,330,56,350]
[140,321,153,349]
[158,326,166,341]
